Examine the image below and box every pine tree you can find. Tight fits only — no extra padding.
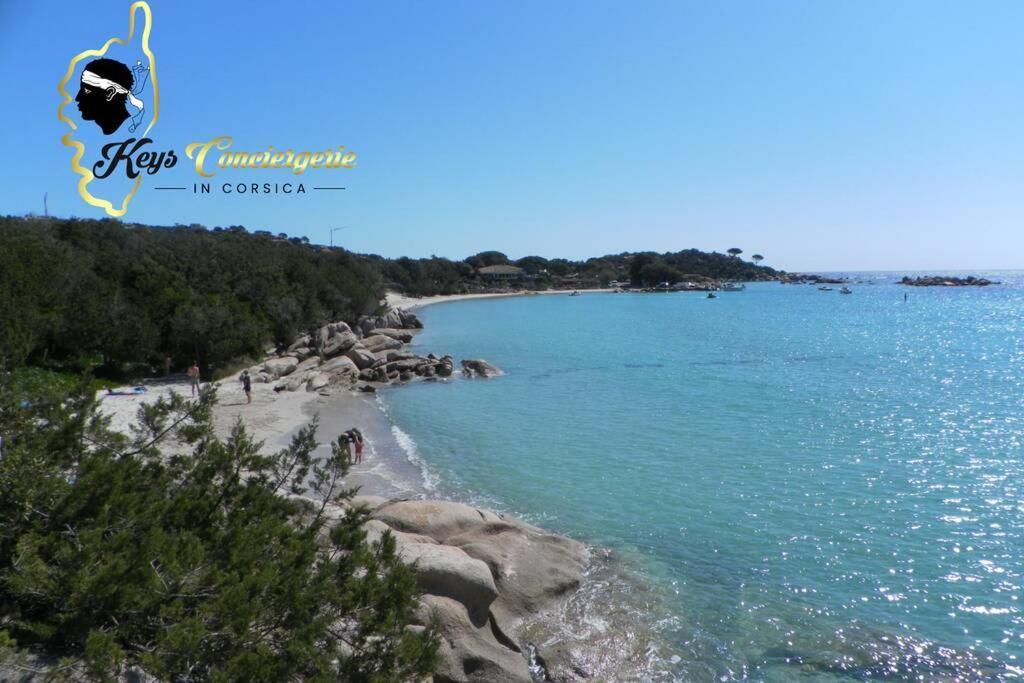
[0,379,438,680]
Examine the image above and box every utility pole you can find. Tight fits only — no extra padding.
[330,226,349,248]
[43,192,48,217]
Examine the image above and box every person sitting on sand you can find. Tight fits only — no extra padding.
[239,370,252,405]
[187,361,201,396]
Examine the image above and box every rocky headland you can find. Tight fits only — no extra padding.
[296,496,591,682]
[248,306,502,392]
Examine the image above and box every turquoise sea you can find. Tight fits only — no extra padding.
[375,274,1024,680]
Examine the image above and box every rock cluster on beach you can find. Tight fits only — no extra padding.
[249,307,503,392]
[899,275,996,287]
[301,496,589,683]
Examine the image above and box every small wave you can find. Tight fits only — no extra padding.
[391,424,440,492]
[374,393,441,492]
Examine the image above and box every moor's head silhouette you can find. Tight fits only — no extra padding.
[75,58,147,135]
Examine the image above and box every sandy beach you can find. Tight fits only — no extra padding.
[385,287,613,311]
[96,378,427,498]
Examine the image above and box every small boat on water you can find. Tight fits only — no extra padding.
[840,286,852,294]
[707,292,717,299]
[568,290,581,296]
[818,286,833,291]
[722,283,746,292]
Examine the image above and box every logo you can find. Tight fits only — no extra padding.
[58,2,357,216]
[57,1,172,217]
[76,58,149,136]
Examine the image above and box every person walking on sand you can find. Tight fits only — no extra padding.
[352,428,364,464]
[187,361,201,396]
[240,370,252,404]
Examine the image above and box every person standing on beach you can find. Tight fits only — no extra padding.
[187,361,201,396]
[240,370,252,404]
[340,433,352,465]
[352,428,364,464]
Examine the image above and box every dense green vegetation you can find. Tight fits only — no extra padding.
[374,248,778,294]
[0,216,382,378]
[0,215,778,379]
[0,381,438,680]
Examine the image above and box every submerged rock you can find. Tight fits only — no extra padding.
[461,359,503,378]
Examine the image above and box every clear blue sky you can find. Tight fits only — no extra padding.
[1,0,1022,271]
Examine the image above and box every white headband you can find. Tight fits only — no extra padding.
[82,69,145,130]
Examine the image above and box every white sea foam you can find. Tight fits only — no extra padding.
[390,423,439,492]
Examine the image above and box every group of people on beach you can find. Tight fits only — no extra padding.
[341,429,365,465]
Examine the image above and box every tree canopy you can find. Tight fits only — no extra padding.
[0,215,778,378]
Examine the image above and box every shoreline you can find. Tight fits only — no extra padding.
[385,287,614,311]
[94,369,644,680]
[94,291,672,680]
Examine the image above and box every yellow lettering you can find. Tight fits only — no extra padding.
[185,136,233,178]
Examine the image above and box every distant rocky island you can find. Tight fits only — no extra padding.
[899,275,997,287]
[779,273,848,285]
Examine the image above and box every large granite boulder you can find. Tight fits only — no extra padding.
[372,500,503,543]
[319,356,360,385]
[263,356,299,378]
[416,595,531,683]
[361,334,403,354]
[287,334,311,352]
[387,357,428,373]
[294,356,321,374]
[398,543,498,624]
[361,500,589,683]
[461,359,503,378]
[378,349,419,363]
[311,321,358,358]
[279,368,320,391]
[437,355,455,377]
[322,330,358,358]
[369,328,415,343]
[358,308,423,336]
[349,495,392,512]
[344,345,377,369]
[448,520,588,623]
[306,373,330,391]
[362,518,438,547]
